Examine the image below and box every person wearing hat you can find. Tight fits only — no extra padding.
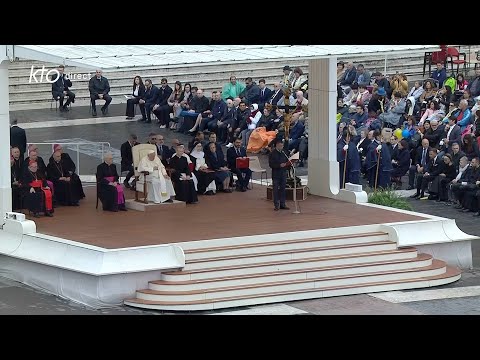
[367,87,388,115]
[282,66,295,89]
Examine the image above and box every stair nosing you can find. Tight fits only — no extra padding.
[142,259,447,296]
[153,254,432,285]
[126,266,461,306]
[185,240,397,264]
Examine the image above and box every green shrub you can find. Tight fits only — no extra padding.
[368,188,413,211]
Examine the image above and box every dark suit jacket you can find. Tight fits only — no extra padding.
[157,85,173,106]
[205,150,227,170]
[132,85,146,99]
[269,89,284,106]
[157,144,170,163]
[144,85,160,106]
[414,146,430,167]
[258,87,273,106]
[51,74,73,96]
[120,141,138,170]
[10,125,27,156]
[269,148,290,177]
[447,125,462,148]
[227,146,247,170]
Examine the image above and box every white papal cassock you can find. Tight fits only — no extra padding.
[138,154,176,203]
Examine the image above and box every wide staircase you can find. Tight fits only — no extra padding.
[124,231,461,311]
[10,45,480,111]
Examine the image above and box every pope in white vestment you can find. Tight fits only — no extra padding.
[138,151,176,203]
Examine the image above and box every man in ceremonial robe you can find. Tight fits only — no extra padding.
[137,150,175,204]
[49,144,85,199]
[96,153,127,212]
[24,149,54,197]
[47,151,81,206]
[169,145,198,204]
[22,160,53,218]
[365,130,393,189]
[11,147,24,183]
[337,129,361,187]
[11,156,22,210]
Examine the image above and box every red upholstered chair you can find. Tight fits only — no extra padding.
[423,45,448,77]
[445,47,467,76]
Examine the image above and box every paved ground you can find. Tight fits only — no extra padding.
[5,108,480,315]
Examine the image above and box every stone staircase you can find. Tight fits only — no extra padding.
[9,45,480,110]
[123,231,461,311]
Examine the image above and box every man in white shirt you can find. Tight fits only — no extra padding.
[137,150,175,204]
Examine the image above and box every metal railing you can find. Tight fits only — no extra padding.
[27,142,112,176]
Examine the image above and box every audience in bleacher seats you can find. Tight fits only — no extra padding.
[286,116,305,152]
[407,81,425,101]
[337,61,345,81]
[436,85,454,112]
[258,79,272,112]
[48,144,85,199]
[227,138,252,192]
[467,68,480,98]
[240,77,260,105]
[125,76,146,120]
[419,100,441,125]
[175,84,194,132]
[344,83,359,107]
[422,119,442,148]
[367,87,388,116]
[462,89,475,108]
[337,128,361,186]
[431,62,447,88]
[120,134,139,189]
[11,155,22,211]
[390,73,409,98]
[419,79,437,106]
[96,153,127,212]
[179,89,210,134]
[337,98,350,123]
[257,104,276,131]
[222,76,245,101]
[268,82,284,107]
[23,160,54,218]
[378,91,407,128]
[452,157,480,212]
[137,150,175,204]
[350,104,368,130]
[372,72,392,98]
[190,91,225,133]
[205,142,233,193]
[290,67,308,92]
[451,99,472,132]
[152,78,173,128]
[352,64,371,87]
[461,134,479,161]
[169,144,198,204]
[282,66,295,89]
[46,150,82,206]
[89,69,112,117]
[238,103,261,148]
[141,79,159,123]
[365,130,392,189]
[233,101,251,145]
[217,99,237,146]
[435,153,457,202]
[454,73,469,100]
[340,62,357,90]
[51,65,75,112]
[189,142,216,195]
[167,81,184,130]
[10,118,27,159]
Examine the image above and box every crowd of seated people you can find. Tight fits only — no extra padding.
[10,144,85,217]
[334,58,480,214]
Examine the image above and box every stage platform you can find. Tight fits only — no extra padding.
[28,186,424,249]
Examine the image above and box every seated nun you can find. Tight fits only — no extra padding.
[137,150,176,204]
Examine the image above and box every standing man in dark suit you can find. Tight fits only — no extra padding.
[120,134,139,189]
[142,79,159,123]
[269,138,290,211]
[258,79,273,113]
[227,138,252,192]
[10,118,27,159]
[152,78,173,128]
[88,69,112,116]
[51,65,75,112]
[155,134,170,166]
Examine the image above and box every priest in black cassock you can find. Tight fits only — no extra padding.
[22,160,53,218]
[365,130,393,189]
[11,147,23,183]
[169,144,198,204]
[11,156,22,211]
[96,153,127,212]
[49,144,86,199]
[47,151,81,206]
[337,129,361,187]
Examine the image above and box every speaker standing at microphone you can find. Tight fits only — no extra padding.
[269,138,291,211]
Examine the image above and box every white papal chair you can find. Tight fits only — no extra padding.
[132,144,157,204]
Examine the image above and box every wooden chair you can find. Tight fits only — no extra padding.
[248,156,268,187]
[132,144,157,204]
